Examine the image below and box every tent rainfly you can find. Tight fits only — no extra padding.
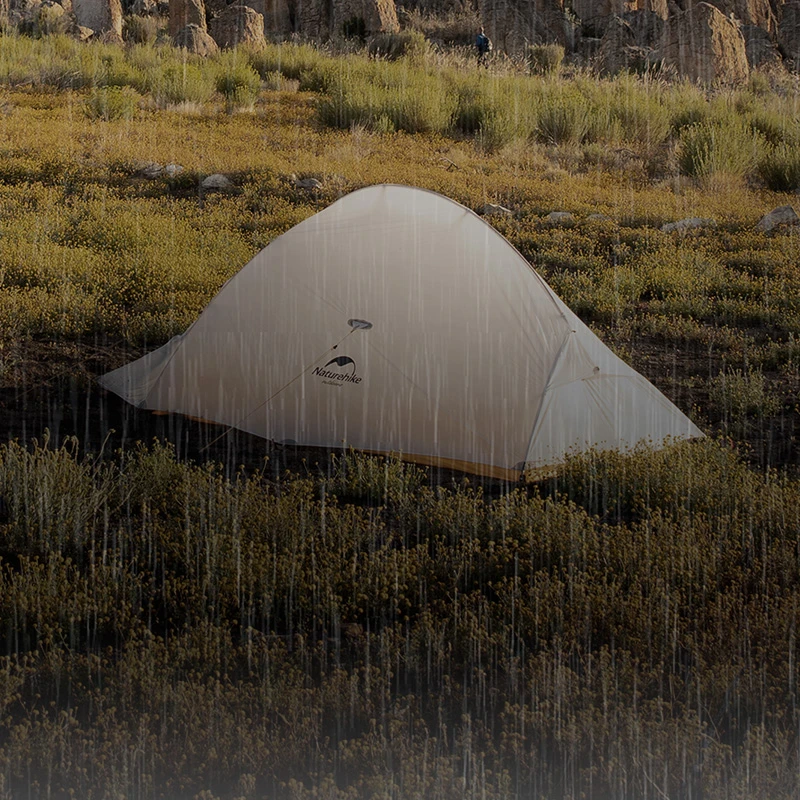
[100,184,703,479]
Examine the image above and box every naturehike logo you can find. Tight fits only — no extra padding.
[312,356,362,385]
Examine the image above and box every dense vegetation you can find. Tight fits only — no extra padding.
[1,439,800,799]
[1,27,800,799]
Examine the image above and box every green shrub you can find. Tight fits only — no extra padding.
[84,85,141,121]
[527,43,564,76]
[535,96,589,145]
[151,62,215,107]
[677,119,766,181]
[318,70,455,134]
[709,368,781,427]
[367,30,429,62]
[758,142,800,191]
[245,42,330,81]
[27,3,71,37]
[215,56,261,112]
[262,69,300,92]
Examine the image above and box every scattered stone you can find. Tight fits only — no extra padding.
[138,162,164,179]
[483,203,513,217]
[168,0,206,36]
[76,23,93,38]
[164,163,184,177]
[73,0,122,37]
[209,3,264,48]
[660,2,749,85]
[755,205,800,232]
[660,217,716,233]
[201,173,234,191]
[547,211,574,224]
[290,173,323,190]
[172,23,219,55]
[587,213,612,221]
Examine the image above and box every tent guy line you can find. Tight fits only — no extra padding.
[199,326,359,453]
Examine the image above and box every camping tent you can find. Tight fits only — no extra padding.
[100,184,703,479]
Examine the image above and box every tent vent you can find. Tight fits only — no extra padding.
[348,319,373,330]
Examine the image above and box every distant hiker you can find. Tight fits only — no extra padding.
[476,27,492,66]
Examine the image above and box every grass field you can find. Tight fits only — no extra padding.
[1,30,800,799]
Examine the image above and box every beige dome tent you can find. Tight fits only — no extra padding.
[100,184,703,479]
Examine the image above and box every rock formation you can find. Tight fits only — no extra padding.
[209,3,265,47]
[73,0,122,35]
[595,14,647,72]
[685,0,776,33]
[741,22,782,66]
[173,22,219,52]
[479,0,577,52]
[778,1,800,66]
[660,2,750,82]
[168,0,205,35]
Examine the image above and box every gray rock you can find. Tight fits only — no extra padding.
[755,205,799,232]
[164,163,184,177]
[201,173,234,190]
[483,203,513,217]
[291,173,323,190]
[660,217,716,233]
[138,162,164,179]
[547,211,574,223]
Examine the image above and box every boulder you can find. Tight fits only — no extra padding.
[169,0,208,36]
[75,23,93,37]
[778,1,800,67]
[210,3,264,47]
[169,0,205,35]
[741,22,782,67]
[755,205,799,231]
[173,22,219,53]
[73,0,122,35]
[660,2,749,83]
[480,0,579,53]
[547,211,574,223]
[332,0,398,35]
[690,0,776,34]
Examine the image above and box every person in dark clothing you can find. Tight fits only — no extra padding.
[476,27,492,67]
